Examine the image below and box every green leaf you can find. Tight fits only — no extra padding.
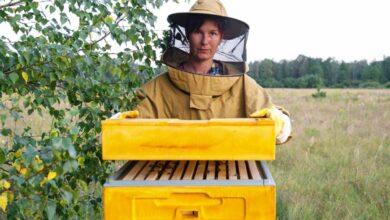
[144,34,151,44]
[49,5,56,14]
[22,146,37,164]
[32,2,39,9]
[78,179,88,192]
[14,176,25,186]
[0,148,5,164]
[130,73,137,82]
[69,108,79,116]
[45,201,56,220]
[63,160,78,173]
[69,126,79,135]
[40,147,54,163]
[1,128,11,136]
[0,115,6,124]
[61,189,73,205]
[9,72,19,83]
[104,15,113,23]
[60,13,67,25]
[51,137,62,149]
[23,98,30,108]
[130,34,138,44]
[63,138,76,158]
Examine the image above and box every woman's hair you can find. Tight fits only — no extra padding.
[185,14,226,38]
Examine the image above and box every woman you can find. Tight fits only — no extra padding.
[117,0,291,144]
[180,18,224,75]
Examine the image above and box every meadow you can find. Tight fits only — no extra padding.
[268,89,390,219]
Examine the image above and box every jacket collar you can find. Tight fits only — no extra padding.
[163,47,247,110]
[167,66,240,97]
[163,47,247,97]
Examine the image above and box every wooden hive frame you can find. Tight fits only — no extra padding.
[107,160,274,187]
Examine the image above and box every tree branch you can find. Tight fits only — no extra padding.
[0,0,23,9]
[82,15,127,51]
[0,166,9,173]
[0,0,52,9]
[3,61,47,75]
[87,31,111,48]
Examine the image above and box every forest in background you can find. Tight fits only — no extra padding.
[248,55,390,88]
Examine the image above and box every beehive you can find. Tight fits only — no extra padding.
[102,118,276,160]
[102,119,276,220]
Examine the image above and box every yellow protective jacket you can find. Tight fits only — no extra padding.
[135,67,274,119]
[134,48,277,119]
[136,73,273,120]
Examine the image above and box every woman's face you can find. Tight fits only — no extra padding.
[188,20,223,62]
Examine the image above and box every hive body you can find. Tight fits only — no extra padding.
[102,119,276,220]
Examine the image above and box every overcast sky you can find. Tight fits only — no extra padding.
[154,0,390,62]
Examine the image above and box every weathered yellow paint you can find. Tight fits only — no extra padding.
[104,185,275,220]
[102,118,275,160]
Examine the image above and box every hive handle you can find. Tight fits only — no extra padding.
[154,192,222,207]
[179,210,199,218]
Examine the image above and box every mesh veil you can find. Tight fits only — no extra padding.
[168,23,249,63]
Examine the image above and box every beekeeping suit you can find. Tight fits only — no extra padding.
[131,0,292,143]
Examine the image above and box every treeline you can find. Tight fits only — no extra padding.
[248,55,390,88]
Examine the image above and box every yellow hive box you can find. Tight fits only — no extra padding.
[102,118,275,161]
[104,160,275,220]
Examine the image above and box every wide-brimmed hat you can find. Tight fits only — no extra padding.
[167,0,249,40]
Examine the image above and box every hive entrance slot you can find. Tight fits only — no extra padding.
[181,210,199,218]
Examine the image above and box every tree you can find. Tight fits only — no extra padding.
[301,74,323,88]
[381,56,390,81]
[259,59,275,79]
[250,56,389,88]
[248,60,261,82]
[0,0,171,218]
[294,55,310,77]
[322,58,339,86]
[308,58,324,77]
[338,62,351,86]
[362,62,384,82]
[350,60,368,86]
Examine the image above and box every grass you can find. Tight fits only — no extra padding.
[268,88,390,219]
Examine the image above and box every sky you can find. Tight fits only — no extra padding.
[153,0,390,62]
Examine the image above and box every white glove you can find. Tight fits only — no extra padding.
[250,107,292,144]
[110,112,122,119]
[110,110,139,119]
[276,112,291,144]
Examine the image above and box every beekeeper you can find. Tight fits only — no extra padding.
[116,0,291,144]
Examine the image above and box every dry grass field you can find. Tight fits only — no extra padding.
[268,89,390,219]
